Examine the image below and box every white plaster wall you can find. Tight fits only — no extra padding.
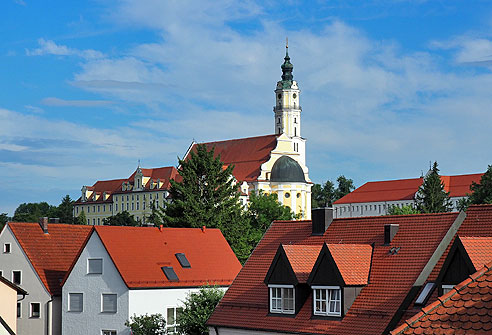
[0,225,53,335]
[209,327,289,335]
[62,232,130,335]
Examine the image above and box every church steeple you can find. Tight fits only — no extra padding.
[274,40,301,143]
[280,41,294,87]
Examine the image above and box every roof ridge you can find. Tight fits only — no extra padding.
[196,133,278,145]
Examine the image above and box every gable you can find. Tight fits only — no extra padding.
[264,245,298,285]
[308,245,344,287]
[438,238,476,286]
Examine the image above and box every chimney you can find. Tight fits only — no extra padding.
[202,225,206,233]
[39,217,49,234]
[384,224,399,245]
[159,225,163,232]
[312,208,333,235]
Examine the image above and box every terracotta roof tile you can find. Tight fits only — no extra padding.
[208,212,459,335]
[190,134,278,182]
[328,244,372,285]
[460,237,492,270]
[392,260,492,335]
[335,173,483,204]
[282,245,321,283]
[8,222,92,296]
[94,226,241,288]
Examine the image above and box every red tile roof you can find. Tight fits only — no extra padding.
[8,222,92,296]
[460,236,492,270]
[283,245,321,283]
[189,134,279,182]
[334,173,483,204]
[391,260,492,335]
[328,244,372,286]
[208,212,459,335]
[92,226,241,288]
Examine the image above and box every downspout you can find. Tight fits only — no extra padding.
[47,298,53,335]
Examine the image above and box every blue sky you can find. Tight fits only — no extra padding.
[1,0,492,215]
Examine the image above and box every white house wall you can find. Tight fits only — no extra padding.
[209,327,290,335]
[0,226,53,335]
[62,232,129,335]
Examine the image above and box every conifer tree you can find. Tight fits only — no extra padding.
[469,165,492,205]
[161,144,249,261]
[415,162,452,213]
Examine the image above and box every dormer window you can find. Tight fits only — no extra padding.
[313,286,341,316]
[269,285,294,314]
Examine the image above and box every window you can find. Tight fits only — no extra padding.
[87,219,90,225]
[285,192,290,198]
[115,204,118,211]
[269,285,294,314]
[3,243,11,253]
[93,206,96,212]
[69,293,83,312]
[103,205,106,212]
[136,202,139,210]
[102,294,117,313]
[76,207,79,214]
[313,286,341,316]
[97,218,100,225]
[132,203,134,211]
[17,302,21,318]
[415,282,436,305]
[12,271,21,285]
[0,270,2,277]
[109,204,112,212]
[102,331,116,335]
[442,284,454,295]
[98,205,100,212]
[30,303,40,318]
[88,206,90,213]
[88,258,103,274]
[166,307,183,334]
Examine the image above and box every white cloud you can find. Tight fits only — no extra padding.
[431,36,492,67]
[41,97,115,107]
[26,38,105,60]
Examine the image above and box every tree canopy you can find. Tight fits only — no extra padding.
[102,211,139,226]
[469,165,492,205]
[11,195,77,224]
[125,313,166,335]
[387,204,419,215]
[311,175,355,208]
[0,213,9,231]
[178,286,224,335]
[415,162,452,213]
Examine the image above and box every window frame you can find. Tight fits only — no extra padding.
[17,302,21,318]
[101,330,116,335]
[30,302,41,318]
[101,293,117,313]
[166,306,184,334]
[12,270,21,285]
[68,292,84,312]
[3,243,11,253]
[442,284,454,295]
[312,286,342,317]
[87,258,103,275]
[268,284,295,314]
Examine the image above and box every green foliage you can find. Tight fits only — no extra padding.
[415,162,452,213]
[102,211,139,226]
[161,144,247,260]
[469,165,492,205]
[125,313,166,335]
[0,213,9,231]
[12,202,57,222]
[246,191,297,246]
[146,200,163,226]
[74,210,87,225]
[312,176,355,208]
[387,205,419,215]
[178,286,224,335]
[54,195,75,223]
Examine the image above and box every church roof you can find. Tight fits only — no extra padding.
[271,155,306,183]
[189,134,279,182]
[334,173,483,204]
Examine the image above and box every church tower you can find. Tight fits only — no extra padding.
[274,41,306,166]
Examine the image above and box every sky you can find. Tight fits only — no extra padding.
[1,0,492,216]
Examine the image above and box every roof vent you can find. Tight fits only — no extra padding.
[311,208,333,235]
[161,266,179,281]
[175,253,191,268]
[384,224,399,245]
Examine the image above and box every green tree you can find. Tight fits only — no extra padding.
[55,195,75,224]
[415,162,452,213]
[12,202,57,222]
[178,286,224,335]
[469,165,492,205]
[335,175,355,200]
[0,213,9,231]
[311,180,335,208]
[146,200,163,226]
[74,210,87,225]
[387,205,420,215]
[161,144,247,259]
[125,313,166,335]
[103,211,139,226]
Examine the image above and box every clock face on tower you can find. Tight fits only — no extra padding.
[293,93,297,99]
[277,94,281,99]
